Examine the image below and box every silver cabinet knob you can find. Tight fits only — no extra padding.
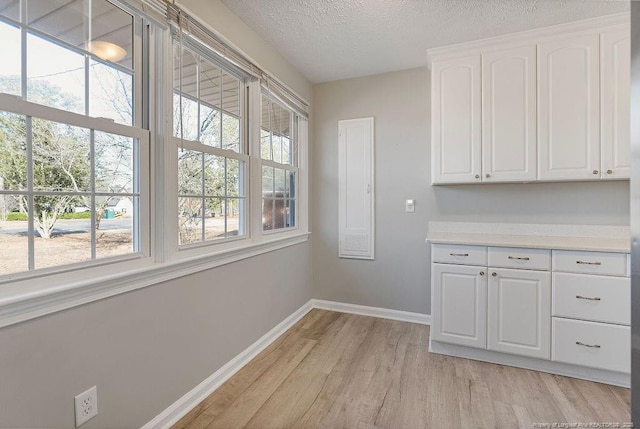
[491,272,497,277]
[485,173,490,178]
[607,169,612,175]
[593,170,599,175]
[475,174,480,179]
[479,271,485,276]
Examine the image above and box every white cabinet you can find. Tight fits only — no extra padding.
[428,14,630,185]
[601,26,630,179]
[482,46,537,182]
[429,237,631,385]
[537,34,600,181]
[431,244,552,361]
[487,268,551,359]
[431,263,487,348]
[431,55,482,184]
[551,249,630,374]
[552,272,630,325]
[553,318,630,373]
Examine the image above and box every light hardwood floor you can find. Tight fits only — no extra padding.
[173,309,631,429]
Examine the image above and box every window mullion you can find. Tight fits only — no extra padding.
[90,129,96,260]
[247,80,262,242]
[224,157,228,237]
[201,153,205,243]
[26,116,34,270]
[134,17,144,128]
[84,0,91,117]
[20,0,26,99]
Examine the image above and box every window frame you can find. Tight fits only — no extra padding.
[259,89,300,235]
[168,31,253,255]
[0,0,151,284]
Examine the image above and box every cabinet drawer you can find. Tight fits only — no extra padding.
[552,317,630,373]
[553,273,630,325]
[432,244,487,266]
[488,247,550,270]
[552,250,629,276]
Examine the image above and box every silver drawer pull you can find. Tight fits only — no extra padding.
[576,261,602,266]
[450,253,469,257]
[508,256,530,261]
[576,295,601,301]
[576,341,601,349]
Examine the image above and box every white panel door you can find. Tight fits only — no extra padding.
[601,26,630,180]
[431,263,487,349]
[431,55,482,184]
[538,34,600,181]
[482,45,537,182]
[338,117,374,259]
[488,268,551,359]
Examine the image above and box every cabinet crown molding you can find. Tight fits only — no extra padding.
[426,12,629,68]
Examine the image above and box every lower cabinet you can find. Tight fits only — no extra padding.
[431,263,487,349]
[430,242,630,386]
[487,268,551,359]
[431,261,551,360]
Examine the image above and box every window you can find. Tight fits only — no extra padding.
[0,0,310,327]
[260,92,298,232]
[172,38,248,246]
[0,0,147,277]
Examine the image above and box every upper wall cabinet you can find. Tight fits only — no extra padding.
[427,13,630,185]
[601,26,630,180]
[431,56,482,184]
[538,34,600,181]
[482,46,537,182]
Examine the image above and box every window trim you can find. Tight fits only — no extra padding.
[0,230,310,329]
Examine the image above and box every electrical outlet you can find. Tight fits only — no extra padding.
[74,386,98,427]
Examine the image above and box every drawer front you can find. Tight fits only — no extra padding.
[488,247,551,270]
[553,273,630,325]
[552,317,630,373]
[552,250,629,276]
[432,244,487,266]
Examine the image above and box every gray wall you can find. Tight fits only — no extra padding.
[0,1,314,427]
[311,67,630,315]
[0,244,312,428]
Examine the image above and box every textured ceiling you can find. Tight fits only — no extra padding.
[221,0,629,83]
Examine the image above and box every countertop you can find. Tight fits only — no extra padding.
[426,222,631,253]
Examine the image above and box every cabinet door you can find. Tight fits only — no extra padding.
[431,56,482,184]
[601,26,630,180]
[488,268,551,359]
[482,46,537,182]
[431,263,487,348]
[538,34,600,181]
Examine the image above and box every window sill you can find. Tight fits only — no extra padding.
[0,232,310,329]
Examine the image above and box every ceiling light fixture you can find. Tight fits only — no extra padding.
[89,41,127,62]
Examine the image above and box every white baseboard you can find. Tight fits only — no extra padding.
[311,299,431,325]
[142,299,430,429]
[141,300,314,429]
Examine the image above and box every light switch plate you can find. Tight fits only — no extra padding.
[406,199,415,213]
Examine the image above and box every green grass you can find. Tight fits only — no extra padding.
[3,211,91,221]
[6,212,27,221]
[60,212,91,219]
